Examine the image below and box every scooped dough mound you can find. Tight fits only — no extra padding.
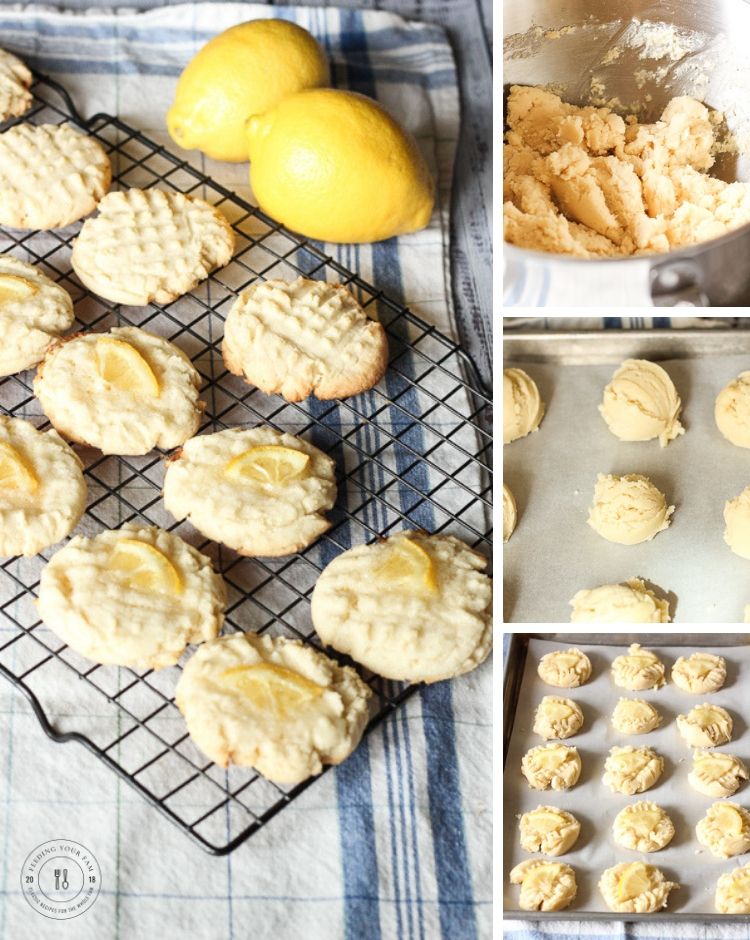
[570,578,669,623]
[504,367,544,444]
[503,482,517,542]
[723,485,750,559]
[588,473,674,545]
[503,85,750,258]
[599,359,684,447]
[715,372,750,448]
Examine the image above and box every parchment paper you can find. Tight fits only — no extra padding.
[504,352,750,623]
[504,637,750,915]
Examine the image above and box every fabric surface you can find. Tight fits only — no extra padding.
[0,6,491,940]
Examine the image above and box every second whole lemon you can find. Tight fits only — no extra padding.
[167,19,329,162]
[246,88,435,243]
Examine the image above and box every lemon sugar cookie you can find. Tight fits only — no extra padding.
[174,632,371,784]
[532,696,584,740]
[599,861,678,913]
[696,802,750,858]
[0,48,32,122]
[0,123,110,230]
[163,426,336,556]
[671,652,726,694]
[34,326,203,455]
[612,698,661,735]
[537,647,591,688]
[716,863,750,913]
[310,532,491,683]
[71,188,234,305]
[613,802,675,853]
[518,806,581,856]
[611,643,666,691]
[521,743,581,791]
[0,416,85,556]
[689,751,748,798]
[602,746,664,795]
[222,277,388,402]
[0,255,74,375]
[509,859,577,911]
[37,524,225,669]
[677,703,732,748]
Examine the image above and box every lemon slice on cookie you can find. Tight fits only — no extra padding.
[96,337,159,396]
[0,441,37,492]
[374,537,437,593]
[0,274,38,304]
[224,445,310,485]
[108,539,182,595]
[222,662,323,717]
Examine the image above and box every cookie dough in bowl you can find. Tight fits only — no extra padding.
[696,802,750,859]
[570,578,670,623]
[537,647,591,688]
[599,359,684,447]
[671,652,726,693]
[503,367,544,444]
[587,473,674,545]
[518,805,581,856]
[510,859,577,912]
[599,861,678,913]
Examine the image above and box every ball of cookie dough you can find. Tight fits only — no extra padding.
[175,632,372,784]
[532,696,584,740]
[570,578,669,623]
[611,643,665,691]
[503,482,517,542]
[537,647,591,688]
[696,802,750,858]
[677,703,733,748]
[37,523,226,669]
[588,473,674,545]
[723,486,750,559]
[716,372,750,448]
[688,751,748,798]
[310,532,492,684]
[613,801,674,853]
[602,745,664,795]
[671,652,726,694]
[518,805,581,856]
[503,367,544,444]
[521,743,581,791]
[599,358,684,447]
[599,862,678,913]
[715,863,750,913]
[612,698,661,735]
[510,859,577,912]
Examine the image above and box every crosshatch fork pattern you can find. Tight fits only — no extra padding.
[0,75,493,854]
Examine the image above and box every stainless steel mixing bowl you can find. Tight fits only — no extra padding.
[504,1,750,305]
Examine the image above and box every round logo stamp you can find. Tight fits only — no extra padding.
[20,840,101,920]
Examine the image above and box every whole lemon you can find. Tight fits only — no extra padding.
[246,88,435,243]
[167,19,329,162]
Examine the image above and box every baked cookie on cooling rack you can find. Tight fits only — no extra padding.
[0,255,74,375]
[37,523,226,669]
[222,276,388,401]
[0,415,85,556]
[34,326,204,455]
[0,48,33,122]
[310,531,492,683]
[71,188,234,305]
[0,123,110,230]
[175,632,372,784]
[163,426,336,556]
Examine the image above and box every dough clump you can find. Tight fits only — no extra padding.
[537,647,592,688]
[716,372,750,448]
[518,805,581,856]
[602,745,664,795]
[611,643,665,691]
[599,862,678,913]
[723,486,750,559]
[503,482,517,542]
[504,367,544,444]
[570,578,669,623]
[521,743,581,791]
[599,359,684,447]
[688,751,748,798]
[612,697,661,735]
[716,863,750,913]
[588,473,673,545]
[696,802,750,859]
[671,652,726,694]
[532,696,584,740]
[677,703,733,748]
[504,85,750,258]
[612,801,674,853]
[510,859,577,912]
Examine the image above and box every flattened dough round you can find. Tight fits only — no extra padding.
[612,698,661,735]
[0,48,32,122]
[677,703,732,748]
[611,643,665,691]
[537,647,592,688]
[716,863,750,913]
[613,801,674,853]
[688,751,748,798]
[533,696,584,740]
[696,802,750,858]
[599,862,678,913]
[603,745,663,795]
[671,652,726,694]
[570,578,669,623]
[510,859,577,912]
[521,743,581,791]
[518,805,581,856]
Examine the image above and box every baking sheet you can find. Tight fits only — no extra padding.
[504,636,750,917]
[504,344,750,623]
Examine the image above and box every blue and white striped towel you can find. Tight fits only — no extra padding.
[0,6,490,940]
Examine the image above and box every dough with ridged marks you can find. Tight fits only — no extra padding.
[510,859,577,911]
[612,698,661,734]
[689,750,748,797]
[163,426,336,556]
[716,863,750,913]
[310,531,492,683]
[599,861,678,913]
[696,801,750,858]
[0,415,86,556]
[533,695,583,740]
[519,805,581,856]
[602,745,663,795]
[34,326,204,455]
[37,523,226,669]
[0,48,32,122]
[175,632,372,784]
[677,702,732,748]
[522,743,581,791]
[671,652,726,694]
[0,123,110,230]
[0,255,74,375]
[537,647,591,688]
[613,801,674,852]
[71,187,234,305]
[611,643,665,691]
[222,277,388,402]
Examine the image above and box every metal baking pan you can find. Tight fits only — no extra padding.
[504,633,750,923]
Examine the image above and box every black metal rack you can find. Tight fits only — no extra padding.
[0,74,492,855]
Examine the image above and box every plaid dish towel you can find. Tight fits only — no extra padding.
[0,5,491,940]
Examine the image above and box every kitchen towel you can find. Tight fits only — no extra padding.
[0,5,491,940]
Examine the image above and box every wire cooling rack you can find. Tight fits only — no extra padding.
[0,74,492,854]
